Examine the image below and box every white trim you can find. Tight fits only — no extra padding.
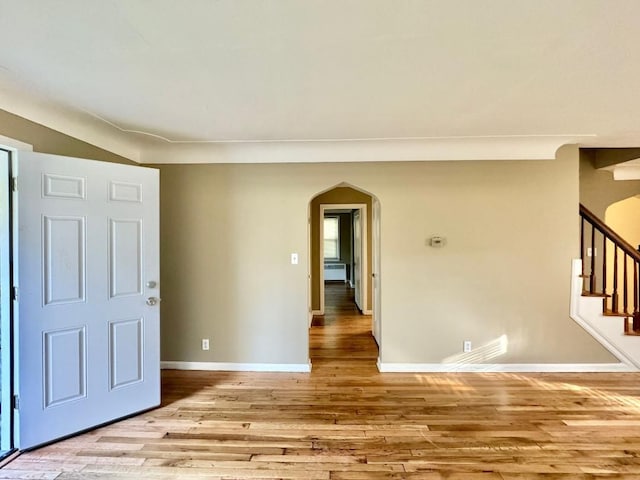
[0,80,141,162]
[307,212,312,329]
[0,79,589,165]
[311,310,322,316]
[161,361,312,373]
[141,136,586,164]
[0,148,12,450]
[9,149,19,449]
[362,309,373,315]
[356,208,368,313]
[377,360,634,373]
[371,197,382,348]
[612,164,640,181]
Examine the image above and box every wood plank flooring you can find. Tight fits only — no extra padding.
[5,282,640,479]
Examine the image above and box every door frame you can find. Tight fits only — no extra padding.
[0,148,12,452]
[372,198,381,346]
[0,136,31,453]
[319,203,368,315]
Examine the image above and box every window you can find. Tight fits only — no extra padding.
[323,216,340,260]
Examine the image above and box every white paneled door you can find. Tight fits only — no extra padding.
[17,152,160,449]
[353,210,362,312]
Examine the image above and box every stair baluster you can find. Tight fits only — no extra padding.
[611,245,618,313]
[623,252,628,317]
[590,223,596,294]
[579,203,640,336]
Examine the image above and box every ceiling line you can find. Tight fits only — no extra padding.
[84,109,597,144]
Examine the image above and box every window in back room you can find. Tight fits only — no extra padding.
[323,216,339,260]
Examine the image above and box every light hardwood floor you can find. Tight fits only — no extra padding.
[5,283,640,479]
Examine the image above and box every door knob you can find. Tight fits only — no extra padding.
[146,297,161,306]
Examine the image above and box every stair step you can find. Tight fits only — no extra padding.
[624,330,640,336]
[603,309,632,318]
[581,291,611,298]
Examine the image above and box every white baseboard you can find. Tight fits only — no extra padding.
[377,359,634,373]
[161,361,312,373]
[362,309,373,315]
[311,310,322,316]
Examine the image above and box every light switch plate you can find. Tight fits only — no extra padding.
[291,253,298,264]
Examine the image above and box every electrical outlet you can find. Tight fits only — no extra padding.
[463,340,472,353]
[201,338,210,351]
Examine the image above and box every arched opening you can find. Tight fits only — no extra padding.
[605,195,640,250]
[602,195,640,326]
[307,183,382,369]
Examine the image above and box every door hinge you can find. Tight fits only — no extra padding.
[11,177,17,192]
[11,286,18,301]
[12,395,19,410]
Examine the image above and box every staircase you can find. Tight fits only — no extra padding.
[569,205,640,370]
[579,204,640,336]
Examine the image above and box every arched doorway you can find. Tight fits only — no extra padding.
[605,195,640,249]
[307,183,382,368]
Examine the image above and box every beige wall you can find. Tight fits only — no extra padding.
[311,187,373,312]
[157,145,615,365]
[0,114,615,366]
[0,109,134,165]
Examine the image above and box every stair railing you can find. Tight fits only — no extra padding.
[580,204,640,335]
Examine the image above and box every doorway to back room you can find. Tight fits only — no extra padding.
[307,183,382,366]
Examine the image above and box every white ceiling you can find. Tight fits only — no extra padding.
[1,0,640,163]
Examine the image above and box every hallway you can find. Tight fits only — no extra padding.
[310,282,377,372]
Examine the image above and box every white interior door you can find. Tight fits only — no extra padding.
[353,210,362,311]
[372,199,381,346]
[17,151,160,449]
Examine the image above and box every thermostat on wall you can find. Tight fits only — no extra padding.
[429,236,446,248]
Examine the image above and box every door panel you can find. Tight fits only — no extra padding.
[109,318,144,389]
[109,219,143,298]
[18,151,160,449]
[353,210,362,311]
[43,216,86,305]
[44,327,86,407]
